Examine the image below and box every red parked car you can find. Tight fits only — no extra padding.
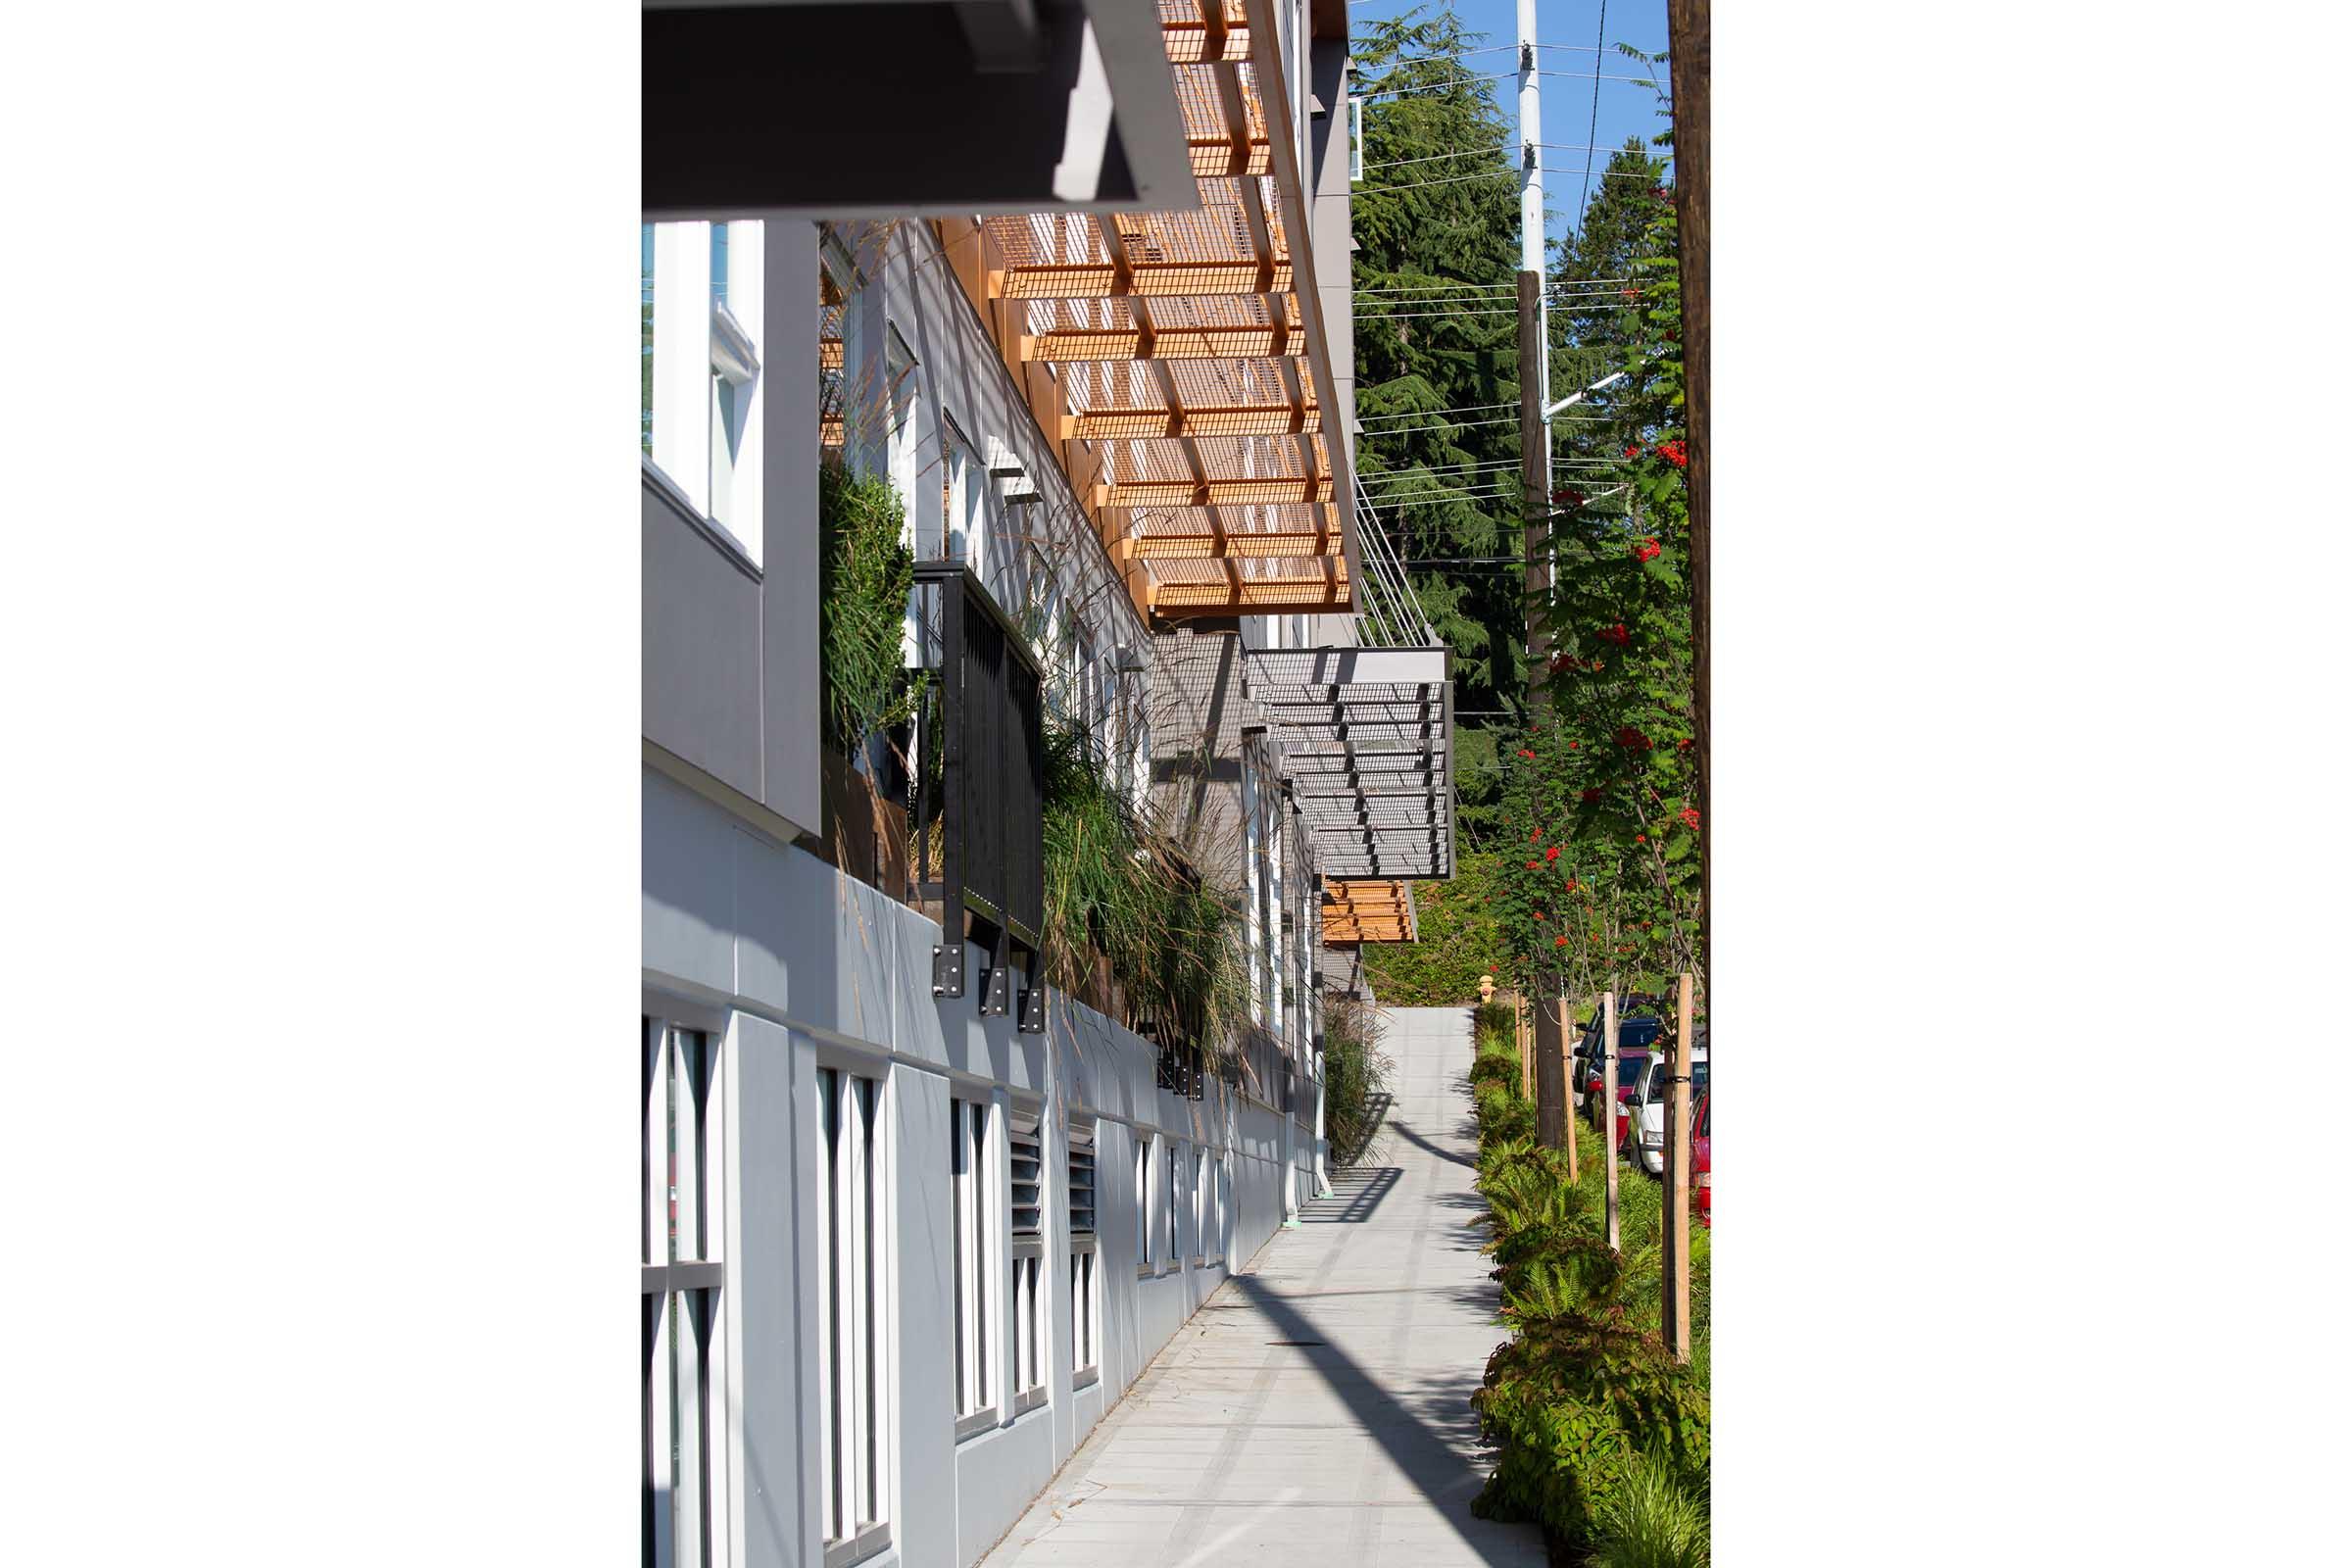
[1691,1090,1711,1226]
[1585,1049,1650,1152]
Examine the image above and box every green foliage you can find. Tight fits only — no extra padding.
[1491,176,1702,1005]
[1466,1019,1709,1556]
[1361,851,1507,1004]
[1040,723,1248,1065]
[817,458,919,754]
[1350,6,1526,833]
[1322,994,1395,1165]
[1583,1449,1712,1568]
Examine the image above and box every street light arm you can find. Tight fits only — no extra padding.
[1544,368,1629,418]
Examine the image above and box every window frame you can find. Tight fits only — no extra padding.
[643,1009,730,1568]
[951,1094,1002,1441]
[1006,1102,1048,1418]
[810,1047,894,1568]
[1134,1134,1152,1279]
[1163,1138,1181,1272]
[1067,1117,1100,1386]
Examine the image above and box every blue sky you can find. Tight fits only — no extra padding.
[1344,0,1671,255]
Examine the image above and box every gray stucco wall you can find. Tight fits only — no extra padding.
[646,764,1312,1568]
[641,220,825,839]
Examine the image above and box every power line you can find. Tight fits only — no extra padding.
[1353,69,1518,102]
[1576,0,1610,227]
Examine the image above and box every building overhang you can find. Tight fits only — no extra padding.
[1320,877,1415,945]
[938,0,1358,622]
[644,0,1194,219]
[1243,645,1453,891]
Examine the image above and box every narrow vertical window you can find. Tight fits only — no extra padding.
[952,1098,998,1436]
[1134,1137,1151,1275]
[1008,1110,1046,1414]
[816,1064,890,1565]
[1164,1140,1179,1268]
[1068,1119,1099,1382]
[644,1018,727,1568]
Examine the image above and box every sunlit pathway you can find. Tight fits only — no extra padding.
[979,1006,1544,1568]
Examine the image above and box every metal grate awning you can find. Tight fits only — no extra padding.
[939,0,1355,620]
[1246,646,1453,890]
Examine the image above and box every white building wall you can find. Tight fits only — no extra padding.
[646,761,1316,1568]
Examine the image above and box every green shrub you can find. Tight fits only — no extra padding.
[1583,1449,1710,1568]
[1471,1303,1709,1548]
[1467,1071,1709,1552]
[1360,851,1506,1003]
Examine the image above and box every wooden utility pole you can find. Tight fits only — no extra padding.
[1602,989,1620,1250]
[1668,0,1710,1005]
[1663,971,1694,1360]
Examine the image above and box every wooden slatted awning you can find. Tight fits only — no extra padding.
[1321,878,1415,945]
[937,0,1355,620]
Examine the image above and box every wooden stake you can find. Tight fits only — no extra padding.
[1665,971,1694,1361]
[1560,984,1578,1181]
[1602,989,1619,1251]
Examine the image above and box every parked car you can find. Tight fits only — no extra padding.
[1692,1091,1710,1226]
[1593,1048,1650,1150]
[1571,1012,1662,1110]
[1632,1036,1710,1177]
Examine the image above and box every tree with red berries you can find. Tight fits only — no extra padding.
[1494,187,1701,1009]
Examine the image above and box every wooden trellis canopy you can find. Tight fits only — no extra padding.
[938,0,1357,621]
[1321,878,1415,945]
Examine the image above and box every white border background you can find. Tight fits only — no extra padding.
[4,2,2348,1560]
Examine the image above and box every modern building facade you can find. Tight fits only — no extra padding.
[641,5,1449,1565]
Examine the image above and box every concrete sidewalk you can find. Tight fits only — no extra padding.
[977,1006,1544,1568]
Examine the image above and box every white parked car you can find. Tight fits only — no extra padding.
[1632,1037,1709,1177]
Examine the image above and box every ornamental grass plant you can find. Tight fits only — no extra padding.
[1038,721,1248,1067]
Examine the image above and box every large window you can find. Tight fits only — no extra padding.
[644,1017,727,1568]
[1068,1119,1099,1383]
[816,1065,890,1566]
[1008,1108,1046,1415]
[951,1097,997,1437]
[642,220,764,566]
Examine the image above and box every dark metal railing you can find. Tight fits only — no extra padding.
[910,562,1046,1032]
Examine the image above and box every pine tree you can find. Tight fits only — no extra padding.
[1350,10,1524,718]
[1547,138,1673,507]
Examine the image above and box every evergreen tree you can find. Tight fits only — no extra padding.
[1350,8,1526,845]
[1546,137,1673,499]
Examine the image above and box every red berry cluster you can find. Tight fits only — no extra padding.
[1544,845,1560,861]
[1517,748,1535,760]
[1614,726,1652,749]
[1657,439,1689,468]
[1634,537,1661,563]
[1597,622,1630,646]
[1680,808,1701,830]
[1622,445,1642,460]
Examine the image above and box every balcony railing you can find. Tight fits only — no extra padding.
[909,562,1046,1031]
